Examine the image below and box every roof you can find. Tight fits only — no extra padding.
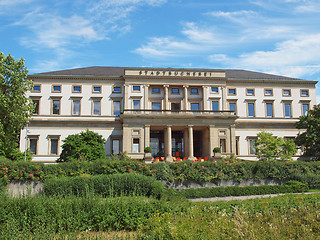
[36,66,310,82]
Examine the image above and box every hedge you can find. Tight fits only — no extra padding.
[1,159,320,188]
[181,180,309,198]
[43,173,165,199]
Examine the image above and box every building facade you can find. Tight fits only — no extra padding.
[19,67,317,162]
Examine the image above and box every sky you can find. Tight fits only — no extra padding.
[1,0,320,101]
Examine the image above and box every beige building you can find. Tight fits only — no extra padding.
[19,67,317,162]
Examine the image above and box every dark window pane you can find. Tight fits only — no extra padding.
[52,100,60,115]
[50,139,58,155]
[212,101,219,111]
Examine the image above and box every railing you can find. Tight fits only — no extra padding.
[122,109,236,116]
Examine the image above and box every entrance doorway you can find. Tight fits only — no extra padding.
[172,131,184,158]
[150,130,164,158]
[193,130,202,157]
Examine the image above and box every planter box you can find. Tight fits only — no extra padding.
[7,181,43,198]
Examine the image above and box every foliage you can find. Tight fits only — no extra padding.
[58,129,107,162]
[43,173,165,199]
[296,104,320,161]
[0,52,34,160]
[254,131,296,161]
[181,181,308,198]
[213,147,221,153]
[144,146,152,153]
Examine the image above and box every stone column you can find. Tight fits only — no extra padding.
[221,86,226,111]
[164,85,169,111]
[188,125,195,160]
[183,85,188,110]
[165,126,173,162]
[209,125,215,158]
[144,85,149,110]
[202,86,208,110]
[230,124,236,154]
[183,128,189,158]
[124,84,129,111]
[122,124,130,153]
[144,125,150,149]
[226,128,231,153]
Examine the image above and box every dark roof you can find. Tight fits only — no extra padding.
[36,66,306,81]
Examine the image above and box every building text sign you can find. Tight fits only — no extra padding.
[125,69,225,78]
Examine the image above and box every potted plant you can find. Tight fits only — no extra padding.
[144,147,153,163]
[213,147,222,159]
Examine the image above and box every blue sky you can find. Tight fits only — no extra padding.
[1,0,320,101]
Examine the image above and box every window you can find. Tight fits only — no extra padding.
[52,85,61,93]
[211,87,218,93]
[152,87,160,93]
[246,89,254,96]
[302,103,309,116]
[152,102,161,110]
[112,139,121,154]
[229,102,236,113]
[133,85,141,92]
[113,86,121,93]
[228,88,236,95]
[284,103,292,117]
[92,86,101,93]
[49,137,59,155]
[52,99,60,115]
[266,102,273,117]
[247,102,255,117]
[32,99,39,115]
[220,139,226,153]
[113,101,121,115]
[283,89,291,96]
[191,88,199,94]
[212,101,219,111]
[72,99,80,115]
[171,88,179,94]
[191,103,199,111]
[32,85,41,92]
[92,100,101,115]
[133,100,140,110]
[171,103,180,111]
[265,89,273,96]
[28,137,38,155]
[133,138,140,153]
[72,86,81,93]
[301,89,309,97]
[249,138,256,155]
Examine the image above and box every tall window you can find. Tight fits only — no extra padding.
[284,103,291,117]
[229,102,236,113]
[72,99,80,115]
[220,139,226,153]
[32,99,39,115]
[191,103,199,111]
[302,103,309,116]
[152,102,161,110]
[133,138,140,153]
[212,101,219,111]
[266,102,273,117]
[247,102,255,117]
[49,137,59,155]
[29,137,38,155]
[113,101,121,115]
[112,139,120,154]
[52,99,60,115]
[133,100,140,110]
[249,139,256,155]
[93,100,101,115]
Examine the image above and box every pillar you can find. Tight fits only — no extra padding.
[226,128,231,153]
[144,85,149,110]
[164,85,169,111]
[122,124,130,153]
[183,85,188,110]
[124,84,129,111]
[202,86,208,110]
[221,86,226,111]
[165,126,173,162]
[188,125,195,160]
[209,125,215,157]
[145,125,150,149]
[230,124,236,154]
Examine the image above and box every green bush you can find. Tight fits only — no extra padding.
[181,181,309,198]
[43,173,165,199]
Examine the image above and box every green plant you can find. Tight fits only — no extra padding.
[213,147,221,153]
[144,147,152,153]
[58,129,107,162]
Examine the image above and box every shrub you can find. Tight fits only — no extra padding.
[181,181,309,198]
[213,147,221,153]
[43,173,165,199]
[144,147,152,153]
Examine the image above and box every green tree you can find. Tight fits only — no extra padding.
[0,52,34,160]
[296,104,320,161]
[254,131,296,161]
[58,129,107,162]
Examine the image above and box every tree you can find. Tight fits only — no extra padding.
[296,104,320,161]
[58,129,107,162]
[254,131,296,161]
[0,52,34,160]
